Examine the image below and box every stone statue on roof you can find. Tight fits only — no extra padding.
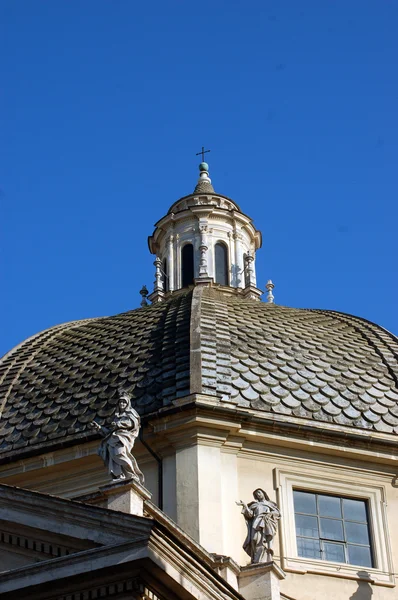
[236,488,281,563]
[90,389,144,484]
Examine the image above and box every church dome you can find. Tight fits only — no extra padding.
[1,286,398,462]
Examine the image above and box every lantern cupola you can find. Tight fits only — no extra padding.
[147,161,262,301]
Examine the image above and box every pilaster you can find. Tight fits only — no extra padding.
[167,234,175,291]
[164,424,233,555]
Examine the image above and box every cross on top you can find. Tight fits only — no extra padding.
[196,146,211,162]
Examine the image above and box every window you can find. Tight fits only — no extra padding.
[214,243,228,286]
[181,244,194,287]
[294,491,373,568]
[275,468,394,586]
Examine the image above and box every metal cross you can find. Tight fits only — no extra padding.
[196,146,211,162]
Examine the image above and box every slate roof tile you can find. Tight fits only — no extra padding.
[1,287,398,460]
[362,410,381,424]
[331,396,350,409]
[281,395,301,409]
[374,420,394,433]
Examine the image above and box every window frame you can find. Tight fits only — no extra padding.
[275,468,395,587]
[214,241,229,286]
[181,242,194,288]
[293,490,373,567]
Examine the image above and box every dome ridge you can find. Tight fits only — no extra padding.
[308,309,398,388]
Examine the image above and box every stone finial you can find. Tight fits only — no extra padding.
[266,280,275,304]
[139,285,149,307]
[194,161,215,194]
[236,489,281,564]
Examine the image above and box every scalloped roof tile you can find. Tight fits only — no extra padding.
[1,286,398,460]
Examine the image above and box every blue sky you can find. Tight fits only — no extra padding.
[1,1,397,356]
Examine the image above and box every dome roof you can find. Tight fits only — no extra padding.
[1,286,398,461]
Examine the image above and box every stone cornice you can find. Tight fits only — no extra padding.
[146,400,398,466]
[1,398,397,482]
[148,205,261,255]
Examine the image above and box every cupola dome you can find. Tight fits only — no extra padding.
[147,162,262,301]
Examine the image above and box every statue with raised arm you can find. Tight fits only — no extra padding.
[90,389,144,484]
[236,489,281,564]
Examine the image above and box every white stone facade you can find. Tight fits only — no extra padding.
[148,193,262,292]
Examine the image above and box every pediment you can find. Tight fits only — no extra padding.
[0,518,98,573]
[0,483,244,600]
[0,484,153,550]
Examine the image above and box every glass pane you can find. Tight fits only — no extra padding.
[294,491,317,515]
[348,545,373,568]
[323,542,345,563]
[297,537,321,560]
[345,522,370,545]
[182,244,194,287]
[215,243,228,285]
[318,495,341,518]
[343,498,367,522]
[320,518,344,541]
[295,515,319,538]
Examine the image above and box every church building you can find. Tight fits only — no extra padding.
[0,161,397,600]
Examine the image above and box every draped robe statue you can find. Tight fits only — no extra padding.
[90,390,144,484]
[236,489,281,564]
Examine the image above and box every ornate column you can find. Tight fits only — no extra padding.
[198,224,209,278]
[242,251,262,301]
[235,233,245,289]
[148,257,165,303]
[244,252,255,287]
[227,231,235,286]
[155,257,163,291]
[232,232,239,288]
